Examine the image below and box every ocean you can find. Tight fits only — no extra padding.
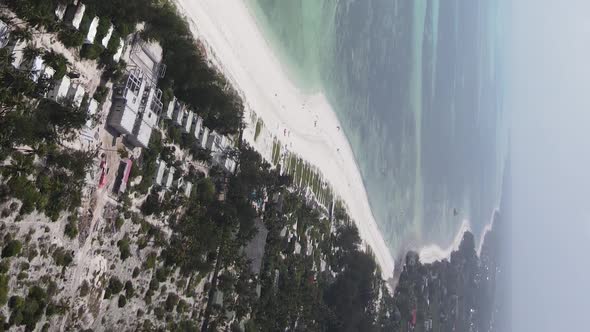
[246,0,508,257]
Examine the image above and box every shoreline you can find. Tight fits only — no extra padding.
[172,0,396,277]
[419,208,500,264]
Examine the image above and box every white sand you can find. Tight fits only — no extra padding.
[173,0,395,277]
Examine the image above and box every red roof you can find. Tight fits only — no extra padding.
[411,308,417,326]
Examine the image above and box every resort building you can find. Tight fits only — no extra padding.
[85,98,98,128]
[7,40,26,68]
[154,160,166,186]
[182,111,194,133]
[70,3,86,30]
[198,127,210,149]
[193,116,203,140]
[85,17,99,44]
[101,25,114,48]
[0,20,9,49]
[67,83,85,108]
[47,76,71,102]
[164,166,175,188]
[172,103,186,127]
[27,55,45,82]
[164,97,176,120]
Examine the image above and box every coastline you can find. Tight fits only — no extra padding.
[171,0,396,277]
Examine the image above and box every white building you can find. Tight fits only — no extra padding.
[55,4,67,21]
[199,127,210,149]
[8,40,27,69]
[28,55,45,83]
[183,111,194,133]
[41,66,56,81]
[164,97,176,120]
[113,38,124,63]
[47,76,71,102]
[183,181,192,197]
[70,4,86,30]
[108,70,146,137]
[85,17,99,44]
[154,160,166,186]
[101,25,114,48]
[193,116,203,140]
[173,103,186,127]
[164,166,175,188]
[85,98,98,128]
[0,20,9,49]
[67,83,85,108]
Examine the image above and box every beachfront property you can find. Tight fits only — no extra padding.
[128,36,166,84]
[182,110,194,133]
[54,4,67,21]
[101,25,114,48]
[164,166,175,189]
[67,83,85,108]
[27,55,45,82]
[0,20,9,49]
[172,102,187,127]
[7,40,26,68]
[205,130,220,152]
[41,66,56,81]
[108,68,163,148]
[198,127,210,149]
[47,76,71,102]
[193,116,203,140]
[113,38,124,63]
[154,160,167,186]
[85,17,99,44]
[182,181,192,197]
[69,3,86,30]
[85,98,98,128]
[164,97,176,120]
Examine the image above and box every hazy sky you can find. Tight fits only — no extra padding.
[508,0,590,330]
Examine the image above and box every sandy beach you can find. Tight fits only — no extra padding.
[172,0,396,277]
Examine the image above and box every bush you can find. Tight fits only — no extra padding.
[2,240,22,258]
[0,273,8,305]
[93,86,109,103]
[132,267,140,278]
[125,280,134,298]
[117,236,131,260]
[80,43,104,60]
[145,252,157,270]
[58,29,84,48]
[64,216,79,239]
[165,292,179,312]
[108,276,123,294]
[52,248,73,267]
[118,294,127,308]
[80,280,90,297]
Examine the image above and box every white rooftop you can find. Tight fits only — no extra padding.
[113,38,124,62]
[193,116,203,139]
[29,56,45,82]
[133,120,153,149]
[55,4,67,21]
[183,111,194,133]
[85,17,99,44]
[199,127,210,149]
[0,20,9,49]
[86,99,98,128]
[154,160,166,185]
[165,167,175,188]
[184,182,192,197]
[67,84,85,108]
[42,66,56,81]
[164,97,176,120]
[47,76,71,102]
[71,4,86,30]
[101,25,114,48]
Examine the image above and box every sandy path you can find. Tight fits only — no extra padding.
[173,0,395,277]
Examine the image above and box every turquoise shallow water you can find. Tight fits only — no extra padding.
[247,0,507,257]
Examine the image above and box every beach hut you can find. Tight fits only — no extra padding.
[164,97,176,120]
[164,166,175,188]
[47,76,71,102]
[70,4,86,30]
[113,38,124,63]
[67,83,85,108]
[101,25,114,48]
[183,111,194,133]
[154,160,166,186]
[85,17,99,44]
[199,127,210,149]
[28,55,45,82]
[85,98,98,128]
[0,20,9,49]
[193,116,203,140]
[55,4,67,21]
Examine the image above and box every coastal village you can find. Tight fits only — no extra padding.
[0,1,502,331]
